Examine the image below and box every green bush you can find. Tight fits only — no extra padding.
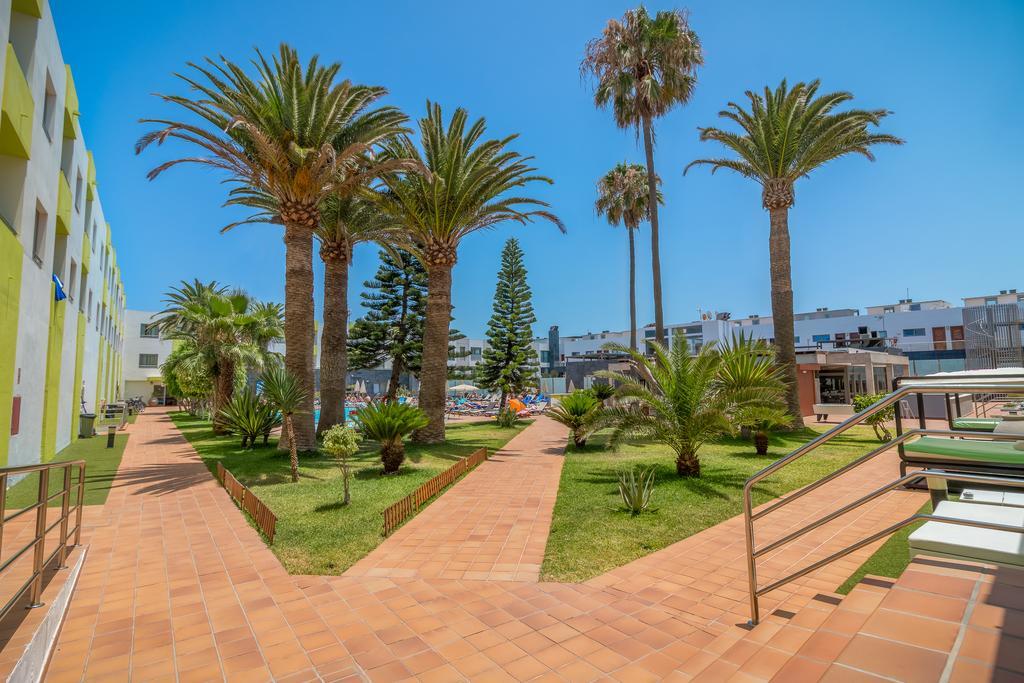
[588,382,615,405]
[853,392,895,442]
[218,390,281,449]
[617,466,656,515]
[495,407,521,428]
[353,401,429,473]
[548,390,603,448]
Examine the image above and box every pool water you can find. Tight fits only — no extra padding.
[313,408,354,424]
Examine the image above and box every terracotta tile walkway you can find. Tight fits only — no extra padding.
[346,416,566,582]
[42,407,979,681]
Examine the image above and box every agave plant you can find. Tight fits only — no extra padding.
[353,401,429,474]
[618,466,656,515]
[495,407,520,429]
[218,390,281,449]
[548,390,604,449]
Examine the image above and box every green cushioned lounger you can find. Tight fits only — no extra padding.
[904,436,1024,464]
[952,418,1002,432]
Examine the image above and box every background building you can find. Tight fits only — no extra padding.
[1,1,126,467]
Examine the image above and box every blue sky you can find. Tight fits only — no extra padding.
[53,0,1024,338]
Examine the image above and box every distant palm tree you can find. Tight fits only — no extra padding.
[595,163,662,350]
[137,45,395,451]
[582,6,703,346]
[261,366,307,483]
[154,280,282,432]
[377,103,564,443]
[686,80,903,425]
[600,335,786,477]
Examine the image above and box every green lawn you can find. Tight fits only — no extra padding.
[542,425,888,582]
[5,432,129,508]
[170,412,529,575]
[837,501,931,594]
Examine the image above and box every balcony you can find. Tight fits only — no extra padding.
[56,171,72,235]
[86,151,96,199]
[0,44,34,159]
[63,65,79,139]
[81,231,91,271]
[11,0,43,18]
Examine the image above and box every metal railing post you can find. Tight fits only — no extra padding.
[28,468,49,609]
[743,485,759,625]
[58,465,71,568]
[74,463,85,546]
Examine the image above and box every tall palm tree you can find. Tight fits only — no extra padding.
[315,191,403,434]
[137,45,384,451]
[154,280,283,432]
[378,103,564,443]
[595,163,661,351]
[685,80,903,425]
[582,6,703,346]
[599,335,786,477]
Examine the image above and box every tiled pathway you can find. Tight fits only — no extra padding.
[346,417,566,582]
[46,407,934,681]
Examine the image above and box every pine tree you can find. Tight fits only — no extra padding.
[348,249,469,399]
[477,238,539,407]
[348,249,427,401]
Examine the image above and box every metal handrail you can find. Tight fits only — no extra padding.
[0,460,86,620]
[742,379,1024,625]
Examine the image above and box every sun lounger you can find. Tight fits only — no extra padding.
[960,489,1024,507]
[952,417,1002,432]
[909,500,1024,567]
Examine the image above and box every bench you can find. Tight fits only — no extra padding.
[812,403,855,422]
[909,500,1024,567]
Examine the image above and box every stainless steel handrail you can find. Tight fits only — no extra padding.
[742,380,1024,625]
[0,459,86,619]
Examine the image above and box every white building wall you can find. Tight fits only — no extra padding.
[124,310,173,403]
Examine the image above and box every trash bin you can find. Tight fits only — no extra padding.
[79,413,96,438]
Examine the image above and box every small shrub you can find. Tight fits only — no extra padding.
[548,390,603,448]
[354,401,429,473]
[219,391,281,449]
[495,407,520,428]
[853,392,895,442]
[321,424,361,505]
[588,382,615,405]
[733,405,790,455]
[618,466,656,515]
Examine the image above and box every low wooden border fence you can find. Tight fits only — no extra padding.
[216,462,277,542]
[382,447,488,536]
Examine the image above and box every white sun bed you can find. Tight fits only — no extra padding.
[909,500,1024,567]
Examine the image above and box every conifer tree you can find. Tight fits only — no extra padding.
[477,238,539,407]
[349,250,466,400]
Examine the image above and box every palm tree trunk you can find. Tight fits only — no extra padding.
[282,223,317,451]
[211,358,235,434]
[413,262,452,443]
[676,448,700,477]
[642,115,665,346]
[628,226,637,351]
[286,416,299,483]
[768,206,804,426]
[317,252,349,435]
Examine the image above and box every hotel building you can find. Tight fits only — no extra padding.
[1,0,126,468]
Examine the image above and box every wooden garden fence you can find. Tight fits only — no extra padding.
[216,462,278,542]
[381,447,488,536]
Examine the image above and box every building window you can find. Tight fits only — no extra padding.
[540,350,550,363]
[644,329,656,338]
[883,306,895,313]
[139,354,159,368]
[42,73,57,142]
[74,171,84,212]
[903,328,926,337]
[67,260,77,301]
[985,297,997,306]
[909,303,921,311]
[470,346,482,360]
[32,205,47,266]
[794,336,800,344]
[812,334,830,343]
[87,290,93,321]
[140,322,160,338]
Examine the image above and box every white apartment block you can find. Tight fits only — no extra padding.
[1,1,126,468]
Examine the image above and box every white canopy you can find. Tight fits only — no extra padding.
[448,384,479,392]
